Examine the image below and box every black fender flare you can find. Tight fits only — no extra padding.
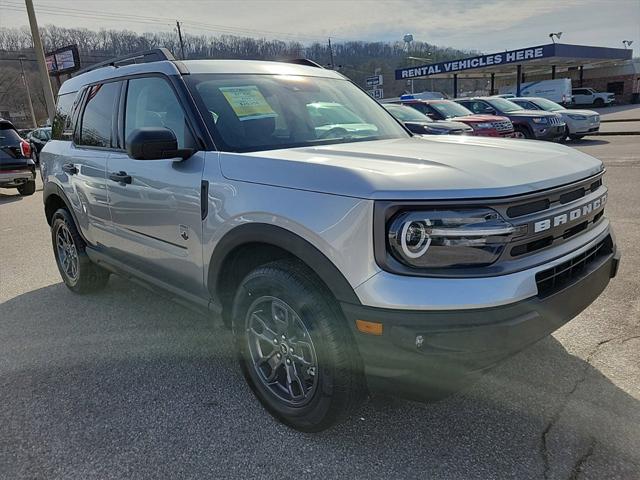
[207,223,361,306]
[42,182,88,241]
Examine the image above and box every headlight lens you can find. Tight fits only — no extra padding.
[532,117,549,124]
[568,114,587,120]
[474,122,493,129]
[387,209,518,268]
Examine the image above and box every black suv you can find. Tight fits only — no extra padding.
[0,118,36,196]
[455,97,566,141]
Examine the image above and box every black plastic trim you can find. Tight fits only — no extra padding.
[201,180,209,220]
[207,223,361,305]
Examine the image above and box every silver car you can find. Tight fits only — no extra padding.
[41,50,619,431]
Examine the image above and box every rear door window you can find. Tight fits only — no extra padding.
[78,82,120,148]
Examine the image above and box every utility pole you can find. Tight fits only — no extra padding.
[18,55,37,128]
[328,38,334,69]
[176,21,186,60]
[25,0,55,124]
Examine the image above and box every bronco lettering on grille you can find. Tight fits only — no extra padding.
[533,194,607,233]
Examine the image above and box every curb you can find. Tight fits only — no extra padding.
[600,118,640,123]
[588,131,640,136]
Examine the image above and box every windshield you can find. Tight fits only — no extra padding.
[486,98,524,112]
[428,101,474,118]
[189,74,408,152]
[530,98,564,112]
[384,104,430,122]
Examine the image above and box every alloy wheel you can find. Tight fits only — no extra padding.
[245,296,319,406]
[56,223,79,282]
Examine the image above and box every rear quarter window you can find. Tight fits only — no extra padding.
[52,92,79,140]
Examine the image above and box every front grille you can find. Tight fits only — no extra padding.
[549,116,564,126]
[491,120,513,132]
[535,236,612,298]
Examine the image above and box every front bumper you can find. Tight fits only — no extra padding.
[343,234,619,402]
[533,123,566,141]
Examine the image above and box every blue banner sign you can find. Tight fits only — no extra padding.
[396,44,555,80]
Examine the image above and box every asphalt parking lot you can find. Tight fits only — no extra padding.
[1,136,639,480]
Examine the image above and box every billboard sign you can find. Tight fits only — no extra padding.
[396,44,555,80]
[45,45,81,75]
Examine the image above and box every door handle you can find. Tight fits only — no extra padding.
[62,163,78,175]
[109,171,132,184]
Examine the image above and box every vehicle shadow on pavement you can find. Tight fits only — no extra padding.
[566,138,610,146]
[1,278,639,479]
[0,192,25,204]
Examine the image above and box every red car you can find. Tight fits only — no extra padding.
[398,99,515,138]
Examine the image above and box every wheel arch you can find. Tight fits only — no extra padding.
[43,183,85,238]
[208,223,361,325]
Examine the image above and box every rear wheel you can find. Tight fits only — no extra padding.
[51,208,110,293]
[17,180,35,196]
[232,259,366,431]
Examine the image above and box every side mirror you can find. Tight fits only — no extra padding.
[126,127,193,161]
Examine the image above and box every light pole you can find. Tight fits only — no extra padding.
[549,32,563,44]
[403,33,414,94]
[18,55,37,128]
[25,0,56,124]
[409,54,433,91]
[622,40,633,49]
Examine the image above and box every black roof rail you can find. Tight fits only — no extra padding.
[285,58,325,69]
[74,48,175,76]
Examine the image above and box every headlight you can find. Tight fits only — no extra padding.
[568,114,587,120]
[474,122,493,129]
[387,208,518,269]
[532,117,549,124]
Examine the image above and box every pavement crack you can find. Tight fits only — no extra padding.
[539,338,612,479]
[568,438,596,480]
[620,334,640,344]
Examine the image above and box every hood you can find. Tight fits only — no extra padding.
[507,109,559,118]
[405,120,471,130]
[558,109,599,117]
[220,136,603,200]
[449,114,508,123]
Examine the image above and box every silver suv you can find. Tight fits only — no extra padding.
[41,49,620,432]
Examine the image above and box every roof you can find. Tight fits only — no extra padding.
[396,43,633,80]
[60,59,343,95]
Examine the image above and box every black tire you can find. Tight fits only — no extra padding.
[594,98,604,107]
[232,259,366,432]
[569,134,585,140]
[514,126,532,139]
[51,208,110,293]
[17,180,36,196]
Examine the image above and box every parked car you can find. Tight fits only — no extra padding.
[455,97,566,141]
[511,97,600,140]
[398,99,514,137]
[383,104,472,135]
[0,118,36,196]
[27,126,52,163]
[41,50,619,431]
[572,88,615,107]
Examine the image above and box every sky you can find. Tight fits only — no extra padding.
[1,0,639,54]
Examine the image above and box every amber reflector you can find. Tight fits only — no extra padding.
[355,319,383,336]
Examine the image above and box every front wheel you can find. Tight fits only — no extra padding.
[513,126,531,139]
[593,98,605,107]
[232,259,366,431]
[51,208,110,293]
[569,134,586,140]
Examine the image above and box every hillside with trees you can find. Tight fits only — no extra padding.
[0,25,480,127]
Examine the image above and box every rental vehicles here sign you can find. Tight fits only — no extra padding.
[395,45,554,80]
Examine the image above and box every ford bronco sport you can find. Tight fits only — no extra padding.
[41,49,620,432]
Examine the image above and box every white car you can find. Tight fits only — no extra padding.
[572,88,615,107]
[511,97,600,140]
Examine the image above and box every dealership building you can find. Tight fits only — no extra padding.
[396,43,638,103]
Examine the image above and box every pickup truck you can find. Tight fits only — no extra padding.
[572,88,615,107]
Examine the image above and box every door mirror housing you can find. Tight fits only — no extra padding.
[126,127,193,161]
